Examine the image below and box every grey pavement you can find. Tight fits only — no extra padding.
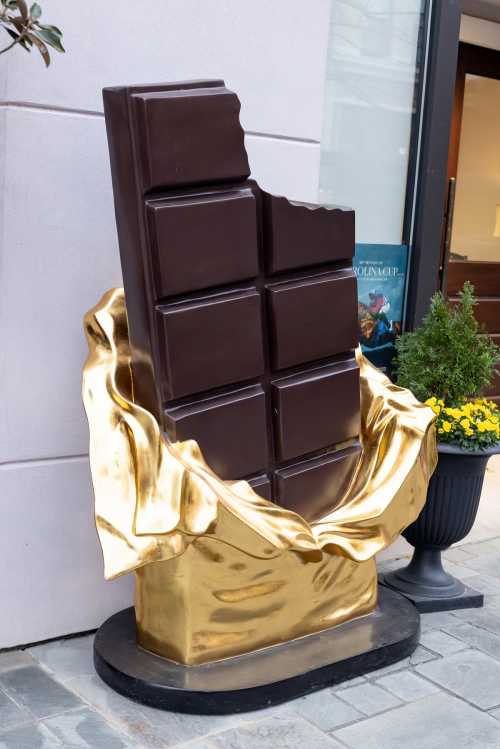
[2,537,500,747]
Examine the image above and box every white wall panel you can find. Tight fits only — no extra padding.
[0,107,122,463]
[3,0,330,142]
[0,458,133,648]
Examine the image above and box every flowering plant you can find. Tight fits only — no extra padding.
[396,282,500,450]
[425,397,500,450]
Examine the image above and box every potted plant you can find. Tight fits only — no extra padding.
[383,282,500,611]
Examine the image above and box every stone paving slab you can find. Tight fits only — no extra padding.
[457,538,500,556]
[336,682,401,716]
[289,690,363,731]
[375,670,440,702]
[0,688,32,733]
[0,665,83,720]
[448,601,500,631]
[443,546,477,563]
[416,649,500,710]
[459,552,500,574]
[331,675,366,691]
[209,716,344,749]
[465,573,500,595]
[441,620,500,658]
[0,722,60,748]
[0,651,37,674]
[42,707,135,748]
[416,611,459,633]
[445,560,480,579]
[418,629,468,656]
[28,635,95,682]
[66,673,243,747]
[334,692,500,749]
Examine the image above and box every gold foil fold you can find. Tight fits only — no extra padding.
[82,288,436,664]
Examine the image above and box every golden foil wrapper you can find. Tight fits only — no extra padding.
[82,288,436,665]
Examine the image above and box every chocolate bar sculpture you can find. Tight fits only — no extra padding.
[103,79,361,520]
[82,80,437,713]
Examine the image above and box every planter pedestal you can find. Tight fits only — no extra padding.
[381,443,499,613]
[381,548,483,613]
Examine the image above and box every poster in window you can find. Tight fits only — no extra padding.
[353,244,408,374]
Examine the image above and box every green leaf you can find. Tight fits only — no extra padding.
[40,23,62,35]
[30,2,41,19]
[34,26,64,52]
[26,30,50,65]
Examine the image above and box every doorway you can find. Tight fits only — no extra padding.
[443,42,500,403]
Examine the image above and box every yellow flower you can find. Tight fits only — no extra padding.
[435,398,499,444]
[426,397,437,406]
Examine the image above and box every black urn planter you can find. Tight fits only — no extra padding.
[383,442,500,612]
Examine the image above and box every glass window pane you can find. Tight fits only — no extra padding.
[318,0,425,244]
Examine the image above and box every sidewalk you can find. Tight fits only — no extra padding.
[1,460,499,748]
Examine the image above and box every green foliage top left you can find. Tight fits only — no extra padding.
[0,0,64,66]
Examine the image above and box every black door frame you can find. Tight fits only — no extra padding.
[404,0,462,329]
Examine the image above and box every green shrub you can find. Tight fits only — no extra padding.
[395,281,499,404]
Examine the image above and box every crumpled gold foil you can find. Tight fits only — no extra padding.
[82,288,436,664]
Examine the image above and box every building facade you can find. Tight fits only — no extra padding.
[0,0,498,647]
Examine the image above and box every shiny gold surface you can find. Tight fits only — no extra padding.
[136,545,376,665]
[83,288,437,665]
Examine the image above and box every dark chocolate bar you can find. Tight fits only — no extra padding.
[103,80,361,519]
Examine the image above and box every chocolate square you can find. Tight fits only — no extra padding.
[165,385,269,480]
[146,187,259,299]
[267,269,358,370]
[264,194,355,274]
[157,288,265,399]
[132,85,250,191]
[274,444,361,520]
[271,360,361,462]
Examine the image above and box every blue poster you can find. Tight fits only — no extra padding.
[353,244,408,372]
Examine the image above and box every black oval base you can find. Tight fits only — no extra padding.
[94,586,419,714]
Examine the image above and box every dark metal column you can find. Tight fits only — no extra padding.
[405,0,461,329]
